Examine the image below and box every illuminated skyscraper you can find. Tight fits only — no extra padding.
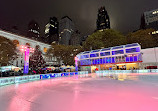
[27,20,40,40]
[45,17,59,44]
[140,9,158,35]
[140,14,146,29]
[69,30,81,46]
[141,9,158,30]
[59,16,74,45]
[97,6,110,30]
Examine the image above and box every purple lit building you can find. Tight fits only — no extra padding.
[76,43,142,72]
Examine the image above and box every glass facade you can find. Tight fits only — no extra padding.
[126,47,140,53]
[90,53,99,58]
[77,43,142,66]
[100,52,110,56]
[112,50,124,55]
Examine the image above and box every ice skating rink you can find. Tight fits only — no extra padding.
[0,74,158,111]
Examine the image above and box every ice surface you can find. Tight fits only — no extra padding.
[0,74,158,111]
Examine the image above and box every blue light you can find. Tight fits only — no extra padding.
[100,52,110,56]
[126,47,140,53]
[125,43,139,48]
[130,57,133,62]
[134,56,138,61]
[107,57,111,63]
[81,55,89,59]
[70,72,74,76]
[90,53,99,58]
[95,59,98,64]
[106,58,109,63]
[112,50,124,55]
[112,57,115,63]
[100,58,103,64]
[103,58,106,64]
[93,59,95,64]
[126,57,130,62]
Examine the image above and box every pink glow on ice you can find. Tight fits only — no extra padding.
[0,74,158,111]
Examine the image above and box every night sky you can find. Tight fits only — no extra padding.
[0,0,158,36]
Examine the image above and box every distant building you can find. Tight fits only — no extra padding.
[140,8,158,34]
[140,14,146,29]
[45,17,59,44]
[27,20,40,40]
[59,16,74,45]
[97,6,110,30]
[0,29,59,67]
[69,30,81,46]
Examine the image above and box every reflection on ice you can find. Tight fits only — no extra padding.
[0,73,158,111]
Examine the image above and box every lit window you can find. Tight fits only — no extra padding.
[45,28,49,34]
[152,31,156,34]
[152,11,158,14]
[50,24,55,27]
[13,40,20,47]
[43,47,47,53]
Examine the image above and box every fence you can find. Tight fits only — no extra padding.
[96,69,158,75]
[0,71,88,86]
[96,69,158,83]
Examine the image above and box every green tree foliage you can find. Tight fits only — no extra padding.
[127,29,156,49]
[0,36,17,66]
[29,45,46,70]
[47,43,83,65]
[83,29,127,50]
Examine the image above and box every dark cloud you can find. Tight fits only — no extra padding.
[0,0,158,36]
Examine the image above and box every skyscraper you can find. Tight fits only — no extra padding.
[140,14,146,29]
[140,8,158,34]
[45,17,59,44]
[97,6,110,30]
[27,20,40,40]
[59,16,74,45]
[69,30,81,46]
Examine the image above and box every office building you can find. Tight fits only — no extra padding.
[97,6,110,30]
[59,16,74,45]
[27,20,40,40]
[45,17,59,44]
[140,14,146,29]
[69,30,81,46]
[140,8,158,34]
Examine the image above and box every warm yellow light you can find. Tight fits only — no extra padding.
[43,47,47,53]
[117,63,137,65]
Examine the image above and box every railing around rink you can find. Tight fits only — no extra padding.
[40,71,89,79]
[95,69,158,76]
[95,69,158,82]
[0,71,88,86]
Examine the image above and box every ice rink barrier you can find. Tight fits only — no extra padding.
[96,69,158,76]
[40,71,88,79]
[0,71,88,86]
[0,75,40,86]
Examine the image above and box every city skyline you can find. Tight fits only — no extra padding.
[0,0,158,36]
